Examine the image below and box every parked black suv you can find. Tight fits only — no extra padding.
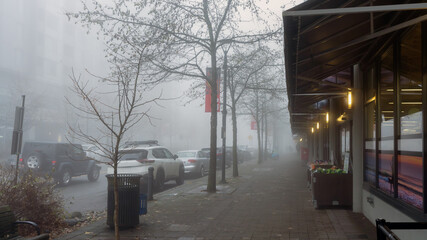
[21,142,101,186]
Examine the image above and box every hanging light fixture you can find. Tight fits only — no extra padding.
[316,122,320,130]
[348,91,352,109]
[326,113,329,123]
[311,127,314,133]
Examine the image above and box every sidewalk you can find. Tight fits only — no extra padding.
[57,153,376,240]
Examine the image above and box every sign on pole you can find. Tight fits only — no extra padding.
[251,117,257,130]
[11,106,24,154]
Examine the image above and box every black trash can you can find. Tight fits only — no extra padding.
[106,174,142,228]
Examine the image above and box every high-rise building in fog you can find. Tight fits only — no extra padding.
[0,0,107,158]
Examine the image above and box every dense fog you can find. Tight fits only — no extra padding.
[0,0,296,161]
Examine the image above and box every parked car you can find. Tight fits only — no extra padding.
[216,147,232,169]
[82,144,108,163]
[107,141,184,190]
[237,146,252,162]
[21,141,101,186]
[176,150,209,177]
[201,147,211,156]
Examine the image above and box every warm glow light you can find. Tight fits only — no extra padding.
[299,138,303,142]
[348,91,352,109]
[316,122,319,129]
[401,89,422,92]
[366,96,376,104]
[387,88,422,92]
[402,102,422,105]
[326,113,329,123]
[389,102,422,105]
[311,127,314,133]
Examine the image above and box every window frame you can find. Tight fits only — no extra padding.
[362,22,427,217]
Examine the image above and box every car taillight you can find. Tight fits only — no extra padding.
[188,159,196,163]
[137,159,155,164]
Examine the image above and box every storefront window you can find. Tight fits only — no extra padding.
[398,24,423,209]
[378,46,394,195]
[340,125,351,172]
[362,23,426,214]
[364,68,376,184]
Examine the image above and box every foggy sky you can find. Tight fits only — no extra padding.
[0,0,299,159]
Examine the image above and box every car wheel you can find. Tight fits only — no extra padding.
[88,166,100,182]
[59,168,72,186]
[26,153,42,169]
[155,169,165,191]
[199,165,205,177]
[176,165,184,185]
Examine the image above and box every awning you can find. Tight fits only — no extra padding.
[283,0,427,134]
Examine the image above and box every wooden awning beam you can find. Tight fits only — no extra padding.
[295,14,427,66]
[297,76,350,90]
[293,92,347,96]
[283,3,427,17]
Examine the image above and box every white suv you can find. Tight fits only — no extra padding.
[107,141,184,190]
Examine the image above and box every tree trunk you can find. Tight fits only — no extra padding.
[231,101,238,177]
[264,114,268,161]
[113,161,120,240]
[260,112,264,161]
[207,51,217,193]
[255,92,262,164]
[256,117,262,164]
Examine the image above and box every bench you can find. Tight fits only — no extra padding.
[0,205,49,240]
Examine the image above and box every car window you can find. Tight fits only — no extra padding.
[120,150,148,161]
[89,146,98,151]
[152,148,166,159]
[55,144,68,156]
[177,151,196,158]
[197,151,207,158]
[201,151,210,156]
[163,148,174,159]
[71,145,84,154]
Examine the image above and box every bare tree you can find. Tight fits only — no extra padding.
[224,44,274,176]
[67,46,160,239]
[69,0,280,192]
[241,57,285,164]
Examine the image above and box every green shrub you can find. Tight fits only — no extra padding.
[0,165,66,234]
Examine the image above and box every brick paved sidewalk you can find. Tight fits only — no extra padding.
[57,153,376,240]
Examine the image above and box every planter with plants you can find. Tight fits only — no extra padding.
[311,166,352,209]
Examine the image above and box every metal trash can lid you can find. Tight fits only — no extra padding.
[106,174,142,187]
[105,174,143,179]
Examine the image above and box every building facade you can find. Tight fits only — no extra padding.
[0,0,107,159]
[283,1,427,238]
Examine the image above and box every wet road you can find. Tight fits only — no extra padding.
[58,165,109,214]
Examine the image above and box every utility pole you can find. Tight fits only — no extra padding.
[220,50,228,184]
[12,95,25,184]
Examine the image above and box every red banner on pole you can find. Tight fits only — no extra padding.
[251,117,257,130]
[205,68,220,112]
